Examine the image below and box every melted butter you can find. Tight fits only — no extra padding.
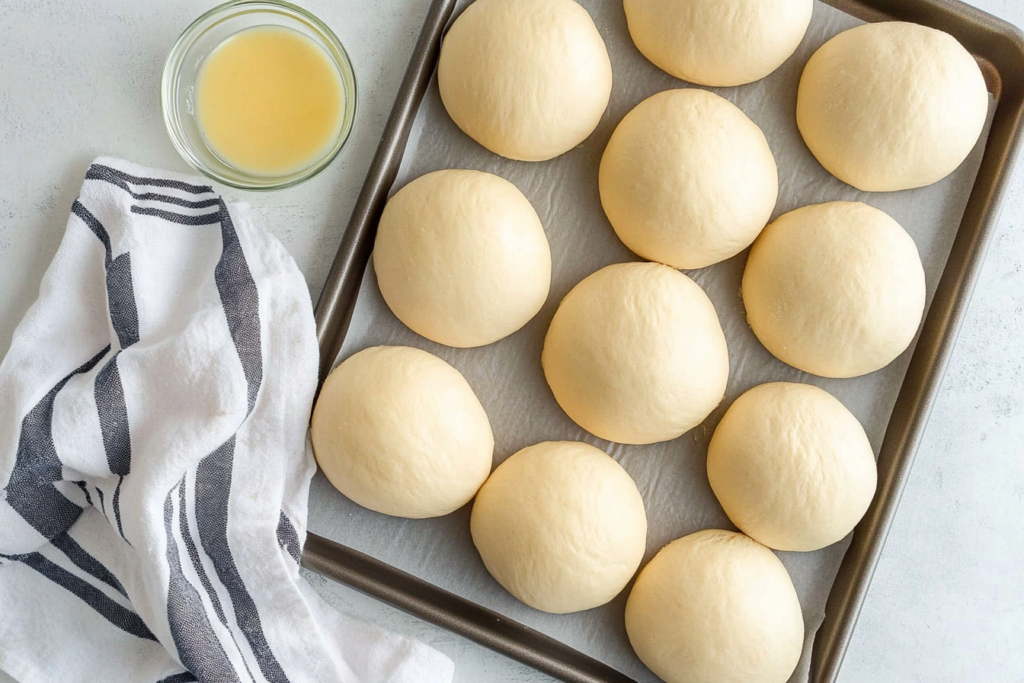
[195,26,345,176]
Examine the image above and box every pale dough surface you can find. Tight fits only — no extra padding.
[438,0,612,161]
[542,262,728,444]
[708,382,878,552]
[470,441,647,614]
[374,169,551,348]
[742,201,926,378]
[599,89,778,270]
[311,346,493,518]
[625,529,804,683]
[624,0,813,86]
[797,21,988,192]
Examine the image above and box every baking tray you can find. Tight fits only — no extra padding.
[301,1,1024,682]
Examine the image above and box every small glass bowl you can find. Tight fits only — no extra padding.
[161,0,357,190]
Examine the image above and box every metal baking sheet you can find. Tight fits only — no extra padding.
[302,1,1024,682]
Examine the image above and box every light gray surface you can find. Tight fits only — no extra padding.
[0,2,1021,683]
[304,1,992,680]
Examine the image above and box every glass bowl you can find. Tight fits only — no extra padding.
[161,0,357,190]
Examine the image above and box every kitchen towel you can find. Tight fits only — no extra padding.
[0,157,455,683]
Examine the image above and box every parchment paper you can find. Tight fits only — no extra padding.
[307,1,994,680]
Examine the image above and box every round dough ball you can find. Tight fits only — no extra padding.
[625,529,804,683]
[438,0,612,161]
[374,170,551,348]
[797,22,988,192]
[471,441,647,613]
[599,89,778,270]
[708,383,878,552]
[542,262,729,444]
[742,202,926,378]
[624,0,813,86]
[311,346,493,518]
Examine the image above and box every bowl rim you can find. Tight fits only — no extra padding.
[160,0,358,191]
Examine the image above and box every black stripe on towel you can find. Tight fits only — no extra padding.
[163,483,242,683]
[214,200,262,415]
[71,200,112,262]
[156,673,199,683]
[95,354,132,476]
[178,479,257,683]
[6,346,110,540]
[0,551,155,641]
[131,205,221,226]
[106,253,140,348]
[71,201,140,348]
[178,478,228,625]
[75,481,93,507]
[113,476,128,543]
[276,512,301,564]
[95,353,132,543]
[87,163,214,195]
[86,164,219,208]
[51,530,128,598]
[196,439,288,683]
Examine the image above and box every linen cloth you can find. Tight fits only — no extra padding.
[0,157,455,683]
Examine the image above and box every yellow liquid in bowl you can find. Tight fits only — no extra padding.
[195,26,345,177]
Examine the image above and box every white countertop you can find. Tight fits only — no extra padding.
[1,1,1022,681]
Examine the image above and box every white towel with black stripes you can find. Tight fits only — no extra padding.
[0,157,455,683]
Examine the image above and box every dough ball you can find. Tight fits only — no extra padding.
[438,0,612,161]
[708,383,877,552]
[624,0,813,86]
[311,346,493,518]
[471,441,647,613]
[625,529,804,683]
[742,202,926,378]
[797,22,988,192]
[599,89,778,270]
[542,262,729,444]
[374,169,551,348]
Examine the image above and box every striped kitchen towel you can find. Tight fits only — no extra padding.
[0,157,454,683]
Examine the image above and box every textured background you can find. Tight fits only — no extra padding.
[0,1,1021,681]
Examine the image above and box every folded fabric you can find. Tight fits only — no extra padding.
[0,157,455,683]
